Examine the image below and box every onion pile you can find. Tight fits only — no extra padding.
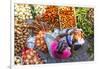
[22,48,45,65]
[14,20,30,56]
[14,4,33,20]
[35,31,48,53]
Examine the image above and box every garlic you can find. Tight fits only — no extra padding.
[14,4,33,20]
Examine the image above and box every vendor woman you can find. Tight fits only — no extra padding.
[45,28,85,60]
[45,30,71,60]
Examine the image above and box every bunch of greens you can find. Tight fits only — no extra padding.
[30,5,45,20]
[30,5,37,20]
[75,7,94,38]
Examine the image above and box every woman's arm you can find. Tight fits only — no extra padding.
[55,33,68,41]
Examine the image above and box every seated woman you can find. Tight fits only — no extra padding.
[45,28,85,61]
[45,31,71,61]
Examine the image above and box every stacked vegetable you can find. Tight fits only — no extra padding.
[75,7,94,38]
[14,20,30,56]
[34,5,46,16]
[42,6,60,29]
[35,31,48,53]
[22,48,45,65]
[42,6,76,29]
[59,7,76,29]
[14,4,33,20]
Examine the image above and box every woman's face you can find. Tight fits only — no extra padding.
[73,30,83,40]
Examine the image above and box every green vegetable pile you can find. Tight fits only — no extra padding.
[75,7,94,38]
[30,5,45,20]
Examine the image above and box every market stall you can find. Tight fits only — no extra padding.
[14,4,94,65]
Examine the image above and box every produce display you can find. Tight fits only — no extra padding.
[42,6,76,29]
[14,4,33,20]
[35,31,48,53]
[59,7,76,28]
[22,48,45,65]
[14,20,30,56]
[34,5,46,16]
[42,6,60,29]
[14,4,94,65]
[76,7,94,38]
